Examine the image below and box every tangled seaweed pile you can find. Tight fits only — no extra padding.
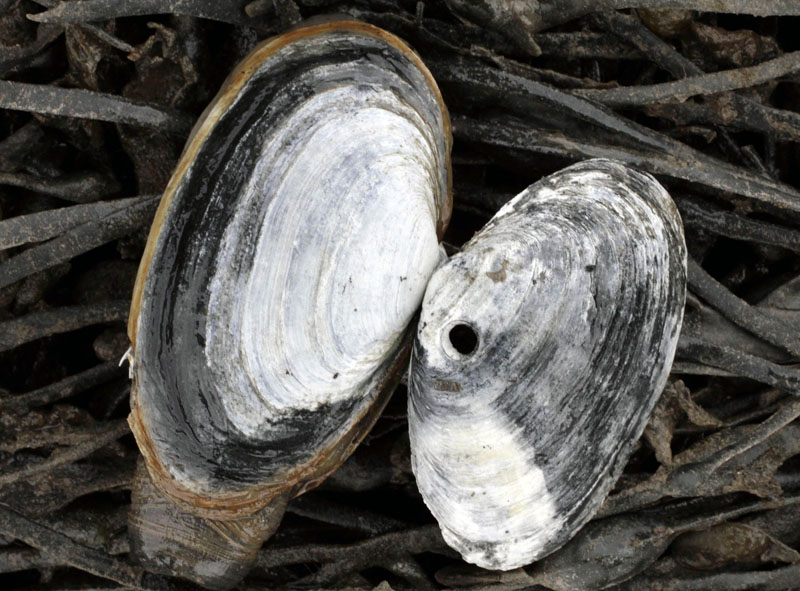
[2,1,800,590]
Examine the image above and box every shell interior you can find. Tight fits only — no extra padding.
[128,21,451,517]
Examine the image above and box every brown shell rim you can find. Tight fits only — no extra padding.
[128,19,452,346]
[128,326,411,519]
[126,20,450,519]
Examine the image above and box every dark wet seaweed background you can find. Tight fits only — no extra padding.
[2,1,800,590]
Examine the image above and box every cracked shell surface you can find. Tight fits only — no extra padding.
[409,159,686,570]
[127,21,451,518]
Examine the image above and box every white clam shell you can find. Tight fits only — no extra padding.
[409,159,686,570]
[127,21,451,517]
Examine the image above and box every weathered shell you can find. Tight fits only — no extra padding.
[125,20,450,588]
[408,159,686,570]
[128,459,289,590]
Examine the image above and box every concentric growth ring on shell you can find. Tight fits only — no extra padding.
[409,159,686,570]
[127,20,452,518]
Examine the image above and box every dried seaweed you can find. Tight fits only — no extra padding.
[687,258,800,357]
[0,361,127,410]
[578,50,800,106]
[612,558,800,591]
[0,301,129,352]
[0,504,143,587]
[2,2,800,591]
[0,419,129,487]
[437,496,800,591]
[670,522,800,570]
[0,195,158,289]
[601,401,800,517]
[430,60,800,216]
[0,81,192,132]
[678,200,800,254]
[0,170,120,203]
[286,494,410,536]
[595,10,800,143]
[28,0,268,28]
[257,525,450,580]
[0,460,135,517]
[444,0,800,55]
[0,23,62,75]
[0,198,148,249]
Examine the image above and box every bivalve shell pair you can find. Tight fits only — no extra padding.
[126,17,687,589]
[126,20,451,590]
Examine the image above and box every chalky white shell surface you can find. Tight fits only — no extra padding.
[409,159,686,570]
[128,22,451,516]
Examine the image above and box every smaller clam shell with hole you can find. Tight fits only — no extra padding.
[409,158,686,570]
[125,20,451,589]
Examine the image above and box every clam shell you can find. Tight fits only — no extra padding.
[408,159,686,570]
[128,459,289,590]
[128,21,451,519]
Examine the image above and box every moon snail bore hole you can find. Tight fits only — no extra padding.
[448,323,479,356]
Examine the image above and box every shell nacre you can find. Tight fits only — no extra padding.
[127,20,451,519]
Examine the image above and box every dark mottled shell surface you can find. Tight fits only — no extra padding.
[128,459,289,590]
[408,159,686,570]
[127,21,451,519]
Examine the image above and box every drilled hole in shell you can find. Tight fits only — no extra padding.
[448,323,479,356]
